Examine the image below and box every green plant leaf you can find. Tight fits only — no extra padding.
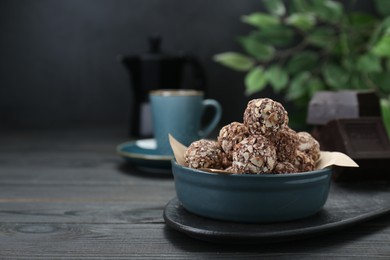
[322,62,349,89]
[263,0,285,16]
[327,31,350,58]
[265,65,289,92]
[380,97,390,138]
[286,13,316,31]
[286,72,311,101]
[348,12,377,27]
[374,0,390,17]
[312,0,343,22]
[241,12,280,29]
[308,77,326,97]
[370,73,390,94]
[250,26,294,47]
[213,52,255,71]
[356,53,382,73]
[372,31,390,58]
[286,51,319,75]
[339,30,350,56]
[245,66,268,95]
[350,74,368,90]
[292,0,312,12]
[344,13,376,54]
[238,36,275,61]
[306,27,336,49]
[368,16,390,48]
[342,58,355,71]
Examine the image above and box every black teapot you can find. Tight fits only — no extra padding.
[120,36,206,137]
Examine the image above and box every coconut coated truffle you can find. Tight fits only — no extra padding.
[243,98,288,136]
[184,139,223,169]
[270,126,299,162]
[292,150,316,172]
[232,135,277,174]
[297,131,321,162]
[217,122,249,161]
[273,161,298,174]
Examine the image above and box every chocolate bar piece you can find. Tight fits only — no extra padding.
[307,91,380,125]
[320,118,390,181]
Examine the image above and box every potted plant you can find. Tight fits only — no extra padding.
[214,0,390,135]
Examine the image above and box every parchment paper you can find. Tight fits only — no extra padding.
[169,134,358,172]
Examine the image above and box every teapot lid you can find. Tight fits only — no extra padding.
[137,35,184,60]
[120,35,189,71]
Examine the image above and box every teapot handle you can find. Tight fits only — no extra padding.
[185,55,207,91]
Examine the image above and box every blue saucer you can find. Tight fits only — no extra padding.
[116,139,173,173]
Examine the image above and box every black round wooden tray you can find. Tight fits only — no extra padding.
[164,182,390,244]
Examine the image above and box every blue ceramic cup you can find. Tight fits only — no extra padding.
[150,89,222,155]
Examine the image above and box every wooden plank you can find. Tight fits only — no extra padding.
[0,127,389,258]
[0,183,175,202]
[0,166,174,186]
[0,221,389,259]
[0,202,167,224]
[0,152,123,171]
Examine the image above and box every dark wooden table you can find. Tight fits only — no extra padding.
[1,126,390,259]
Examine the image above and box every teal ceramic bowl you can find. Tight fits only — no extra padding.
[171,160,332,223]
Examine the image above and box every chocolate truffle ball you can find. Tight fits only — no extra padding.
[292,150,316,172]
[243,98,288,136]
[184,139,223,169]
[217,122,249,161]
[297,131,321,162]
[232,135,277,174]
[273,161,298,174]
[269,127,299,162]
[221,152,233,169]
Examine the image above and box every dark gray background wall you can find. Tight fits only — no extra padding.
[0,0,267,128]
[0,0,373,129]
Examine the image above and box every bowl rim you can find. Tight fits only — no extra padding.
[172,159,331,178]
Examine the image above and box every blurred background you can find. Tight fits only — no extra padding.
[0,0,265,130]
[0,0,377,133]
